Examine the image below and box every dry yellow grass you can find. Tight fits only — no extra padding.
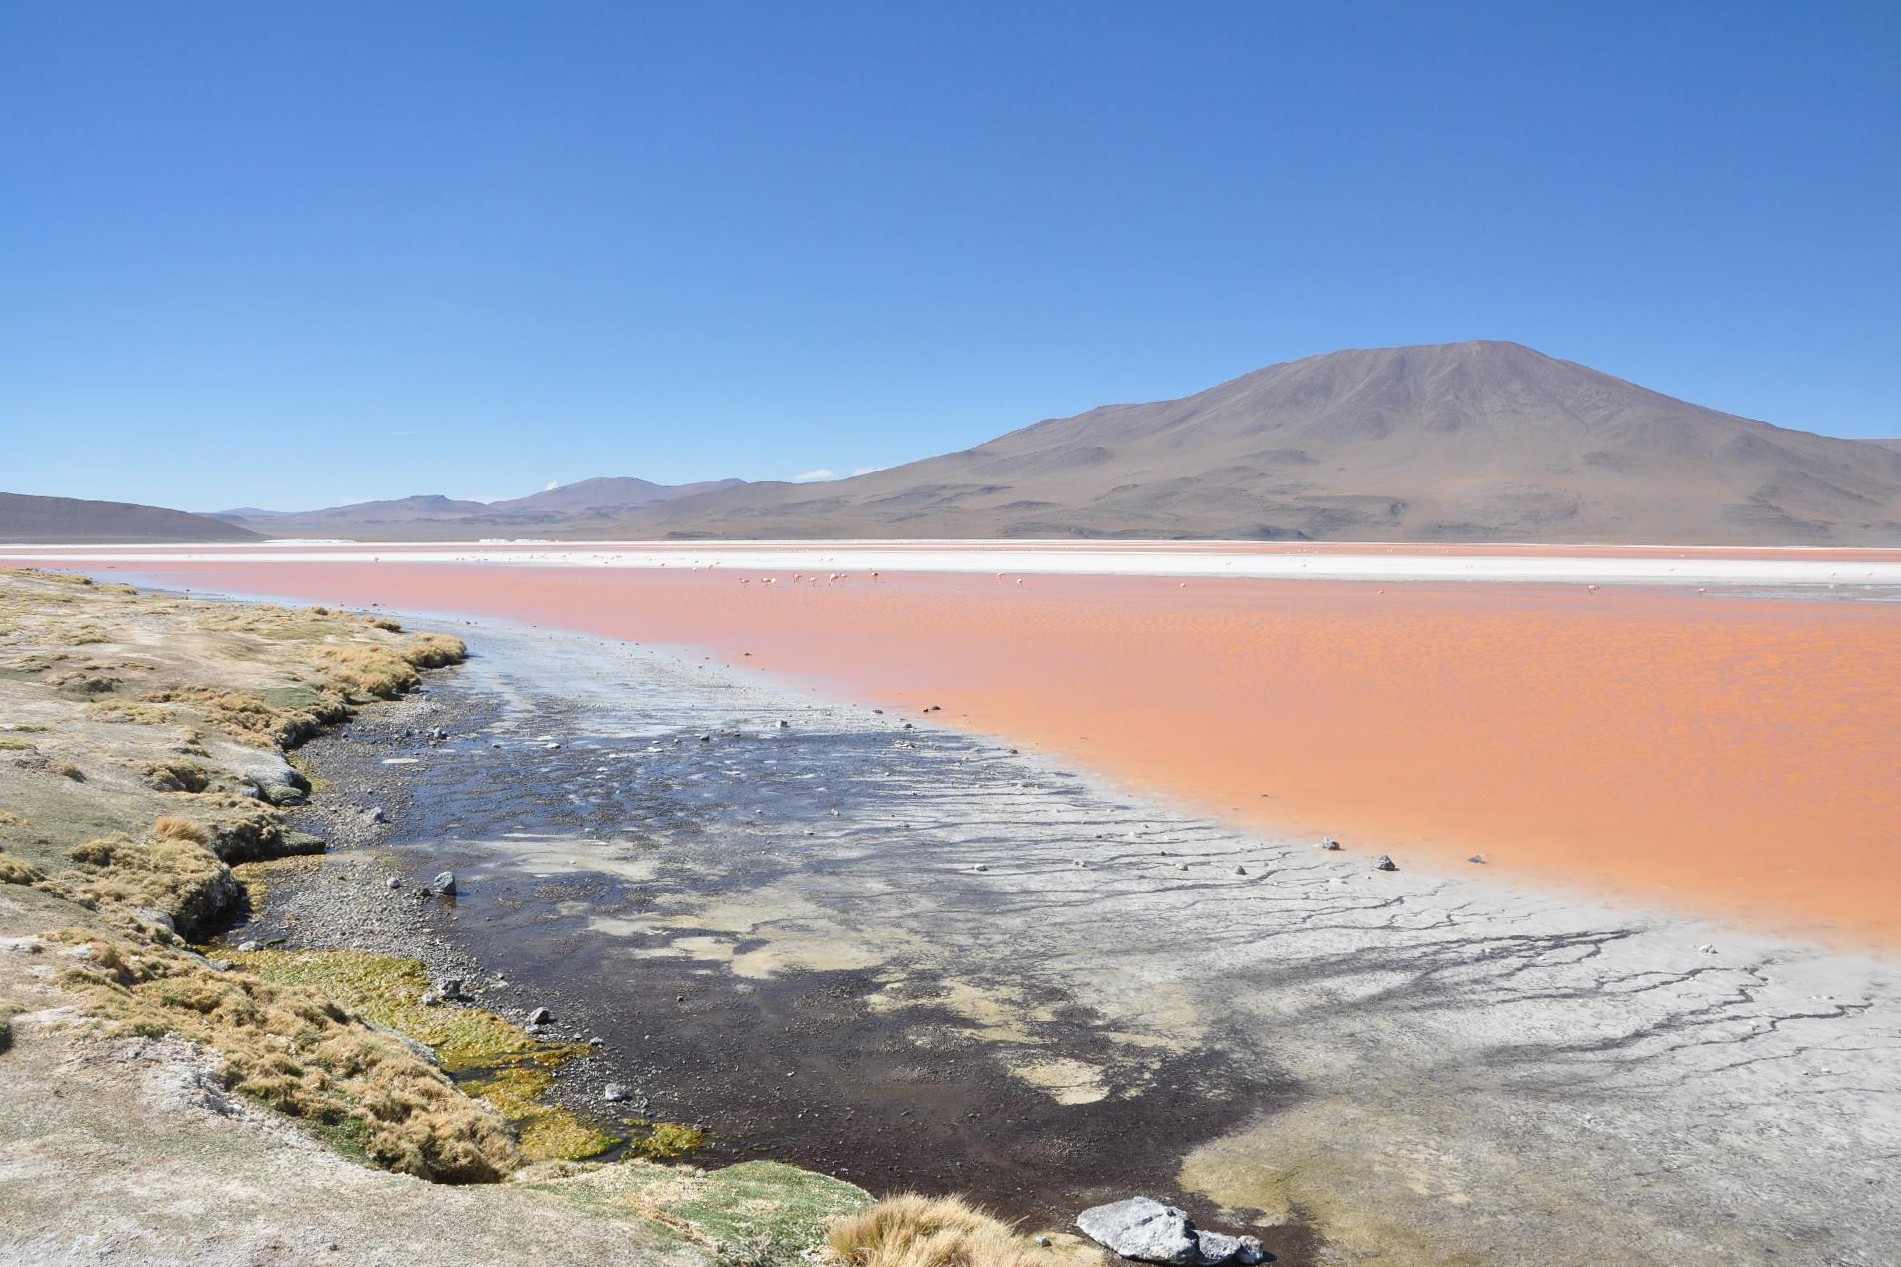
[53,932,522,1183]
[50,830,240,938]
[402,632,467,668]
[308,644,422,699]
[827,1193,1043,1267]
[140,685,348,747]
[143,759,210,792]
[0,851,45,885]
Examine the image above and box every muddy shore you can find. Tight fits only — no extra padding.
[242,631,1322,1256]
[231,616,1901,1266]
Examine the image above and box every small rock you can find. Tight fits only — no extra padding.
[206,959,233,972]
[1194,1231,1244,1265]
[1234,866,1247,876]
[420,992,442,1007]
[363,806,389,824]
[1035,1235,1052,1248]
[236,940,260,953]
[436,977,465,1001]
[1076,1197,1199,1266]
[1467,854,1486,864]
[603,1083,631,1103]
[1176,862,1190,872]
[431,871,457,897]
[526,1006,553,1025]
[1373,855,1398,872]
[544,742,562,751]
[779,720,790,728]
[385,876,401,889]
[1319,838,1341,851]
[972,864,989,873]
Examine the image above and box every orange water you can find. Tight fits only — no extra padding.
[68,560,1901,948]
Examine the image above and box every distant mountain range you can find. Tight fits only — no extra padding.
[7,342,1901,545]
[205,477,748,538]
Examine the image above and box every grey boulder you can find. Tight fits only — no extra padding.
[431,870,457,896]
[1077,1197,1199,1266]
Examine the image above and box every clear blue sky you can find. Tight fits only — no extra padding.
[3,1,1897,511]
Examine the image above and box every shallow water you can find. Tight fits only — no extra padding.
[257,625,1318,1249]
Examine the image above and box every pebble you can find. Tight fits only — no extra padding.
[385,877,401,889]
[1468,854,1487,864]
[1319,838,1341,851]
[1374,855,1398,872]
[527,1006,553,1025]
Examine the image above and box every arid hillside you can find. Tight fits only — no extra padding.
[0,493,261,544]
[606,342,1901,543]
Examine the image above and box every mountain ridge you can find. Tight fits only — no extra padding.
[22,342,1901,545]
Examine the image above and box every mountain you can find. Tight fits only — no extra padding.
[599,341,1901,544]
[489,477,746,515]
[0,493,262,544]
[211,343,1901,544]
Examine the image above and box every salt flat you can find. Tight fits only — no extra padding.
[11,538,1901,588]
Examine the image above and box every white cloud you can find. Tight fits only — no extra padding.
[850,466,882,476]
[790,468,836,483]
[544,479,559,491]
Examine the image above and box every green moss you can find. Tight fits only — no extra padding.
[631,1120,706,1160]
[461,1064,621,1162]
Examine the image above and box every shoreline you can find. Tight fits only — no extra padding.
[218,612,1901,1265]
[45,554,1901,950]
[0,570,924,1267]
[5,571,1898,1264]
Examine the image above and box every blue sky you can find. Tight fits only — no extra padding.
[3,1,1897,511]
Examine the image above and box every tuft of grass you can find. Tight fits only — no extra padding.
[827,1193,1044,1267]
[0,850,45,885]
[0,737,35,750]
[402,632,466,668]
[53,932,521,1183]
[226,948,612,1162]
[91,701,177,726]
[307,644,420,699]
[144,759,210,793]
[51,830,241,938]
[55,762,86,781]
